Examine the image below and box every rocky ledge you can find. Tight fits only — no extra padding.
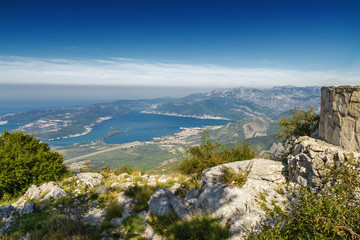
[149,159,288,239]
[1,136,359,239]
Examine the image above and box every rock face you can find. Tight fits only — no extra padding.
[288,136,360,190]
[319,85,360,152]
[13,182,67,208]
[196,159,287,239]
[148,159,288,239]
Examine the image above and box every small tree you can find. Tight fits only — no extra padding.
[178,130,257,175]
[276,106,319,157]
[0,130,70,199]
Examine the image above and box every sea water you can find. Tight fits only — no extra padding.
[49,111,231,146]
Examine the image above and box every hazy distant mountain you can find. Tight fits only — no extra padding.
[0,86,320,142]
[147,86,321,120]
[0,104,128,141]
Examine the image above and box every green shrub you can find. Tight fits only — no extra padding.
[178,130,256,176]
[147,212,229,240]
[0,131,70,199]
[213,162,253,188]
[252,156,360,239]
[147,211,180,236]
[276,106,319,157]
[124,184,157,213]
[120,214,146,239]
[105,202,124,221]
[175,175,202,198]
[113,165,139,175]
[220,142,257,163]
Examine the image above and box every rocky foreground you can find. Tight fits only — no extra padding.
[1,136,359,239]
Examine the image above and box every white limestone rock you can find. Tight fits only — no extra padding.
[194,159,288,239]
[81,208,106,226]
[76,172,103,188]
[41,186,67,202]
[148,188,174,216]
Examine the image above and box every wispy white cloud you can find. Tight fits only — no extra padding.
[0,56,359,88]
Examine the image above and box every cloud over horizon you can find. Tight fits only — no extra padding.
[1,56,359,88]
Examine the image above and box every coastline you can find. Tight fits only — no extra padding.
[141,110,230,120]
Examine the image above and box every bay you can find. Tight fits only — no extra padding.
[50,111,231,146]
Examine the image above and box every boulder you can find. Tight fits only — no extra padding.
[19,202,36,216]
[148,188,174,216]
[169,196,192,220]
[117,192,132,206]
[41,186,67,201]
[81,208,106,226]
[146,159,288,239]
[96,186,112,195]
[13,185,41,208]
[76,172,103,188]
[13,182,66,208]
[0,204,15,221]
[39,181,56,193]
[194,159,288,239]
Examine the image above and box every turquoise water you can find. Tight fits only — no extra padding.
[0,102,230,146]
[49,111,231,146]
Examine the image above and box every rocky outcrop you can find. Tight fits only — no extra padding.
[76,172,103,188]
[81,208,106,226]
[148,159,288,239]
[0,205,15,221]
[288,136,360,190]
[196,159,287,239]
[13,181,67,208]
[319,85,360,152]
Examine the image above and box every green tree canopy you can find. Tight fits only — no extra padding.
[276,106,320,157]
[178,130,257,175]
[0,130,69,198]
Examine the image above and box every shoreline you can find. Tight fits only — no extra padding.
[141,110,230,120]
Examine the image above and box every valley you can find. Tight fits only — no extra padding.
[0,86,321,172]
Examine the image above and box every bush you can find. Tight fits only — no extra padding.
[0,131,70,198]
[124,184,157,213]
[276,106,319,157]
[252,155,360,239]
[213,162,253,188]
[178,130,257,176]
[120,214,146,239]
[113,165,139,175]
[105,203,124,221]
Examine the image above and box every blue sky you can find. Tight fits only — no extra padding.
[0,0,360,91]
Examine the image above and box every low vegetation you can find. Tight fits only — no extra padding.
[1,207,93,240]
[276,106,319,157]
[213,162,253,188]
[252,156,360,239]
[147,211,229,240]
[0,131,70,200]
[120,214,146,239]
[124,184,157,213]
[178,130,257,176]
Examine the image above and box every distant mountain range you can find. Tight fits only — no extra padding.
[147,86,321,120]
[0,86,321,142]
